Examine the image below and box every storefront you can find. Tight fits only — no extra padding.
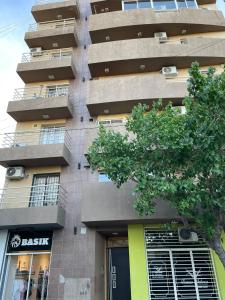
[128,225,225,300]
[0,231,52,300]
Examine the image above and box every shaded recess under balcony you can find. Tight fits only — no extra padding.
[90,0,215,14]
[88,37,225,77]
[32,0,80,22]
[89,9,225,43]
[17,48,76,83]
[82,181,179,226]
[7,85,73,122]
[87,74,187,115]
[25,18,78,50]
[0,128,71,167]
[0,184,66,229]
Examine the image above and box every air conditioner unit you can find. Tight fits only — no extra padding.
[162,66,178,78]
[172,106,186,115]
[30,47,43,57]
[6,167,25,180]
[154,32,168,42]
[178,228,198,243]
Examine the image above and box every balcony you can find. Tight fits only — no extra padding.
[0,184,66,229]
[25,18,78,50]
[82,181,179,226]
[87,74,187,115]
[88,37,225,77]
[90,0,215,14]
[7,85,73,122]
[89,9,225,43]
[0,128,71,167]
[32,0,80,23]
[17,48,76,83]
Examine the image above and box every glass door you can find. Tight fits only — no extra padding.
[4,255,32,300]
[39,125,65,145]
[30,174,60,207]
[3,253,50,300]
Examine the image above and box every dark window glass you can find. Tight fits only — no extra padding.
[177,0,187,8]
[186,0,197,8]
[138,0,152,8]
[153,0,176,10]
[124,1,137,10]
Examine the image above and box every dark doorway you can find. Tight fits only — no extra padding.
[108,247,131,300]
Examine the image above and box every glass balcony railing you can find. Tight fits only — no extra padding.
[0,184,66,209]
[122,0,198,11]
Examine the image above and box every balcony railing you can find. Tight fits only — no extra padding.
[0,128,71,150]
[28,18,76,32]
[21,48,73,63]
[34,0,72,4]
[0,184,66,209]
[13,85,70,101]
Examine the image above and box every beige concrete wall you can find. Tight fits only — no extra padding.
[3,166,61,209]
[25,79,70,88]
[96,63,224,80]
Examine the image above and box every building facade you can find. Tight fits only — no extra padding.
[0,0,225,299]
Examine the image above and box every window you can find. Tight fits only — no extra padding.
[46,85,69,98]
[177,0,197,8]
[123,1,138,10]
[122,0,197,10]
[138,0,152,8]
[98,172,111,182]
[153,0,176,10]
[98,119,126,125]
[145,229,220,300]
[40,125,65,145]
[30,173,60,207]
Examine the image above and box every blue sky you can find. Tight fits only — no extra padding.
[0,0,224,187]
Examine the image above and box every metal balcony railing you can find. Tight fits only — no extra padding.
[28,18,76,32]
[34,0,72,5]
[21,48,73,63]
[0,184,66,209]
[13,85,70,101]
[0,128,71,150]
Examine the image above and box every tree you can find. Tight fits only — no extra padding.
[88,63,225,268]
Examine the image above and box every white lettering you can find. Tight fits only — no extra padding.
[27,239,33,246]
[41,238,49,245]
[21,239,28,246]
[33,238,39,245]
[18,237,50,247]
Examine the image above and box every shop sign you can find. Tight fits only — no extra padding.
[7,231,53,252]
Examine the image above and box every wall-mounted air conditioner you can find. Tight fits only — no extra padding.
[6,167,25,180]
[161,66,178,78]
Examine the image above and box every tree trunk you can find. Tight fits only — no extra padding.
[209,229,225,269]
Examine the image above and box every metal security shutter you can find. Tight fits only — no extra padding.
[145,229,220,300]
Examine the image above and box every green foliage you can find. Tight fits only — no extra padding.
[88,62,225,242]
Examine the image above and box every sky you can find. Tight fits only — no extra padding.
[0,0,224,189]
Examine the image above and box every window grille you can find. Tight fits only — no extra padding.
[144,229,220,300]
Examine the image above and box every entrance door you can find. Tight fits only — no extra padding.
[108,248,131,300]
[30,174,60,207]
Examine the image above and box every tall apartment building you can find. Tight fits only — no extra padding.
[0,0,225,299]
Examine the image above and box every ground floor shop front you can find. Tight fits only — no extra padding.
[0,225,224,300]
[0,230,52,300]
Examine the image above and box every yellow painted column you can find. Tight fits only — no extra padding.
[212,232,225,300]
[128,224,149,300]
